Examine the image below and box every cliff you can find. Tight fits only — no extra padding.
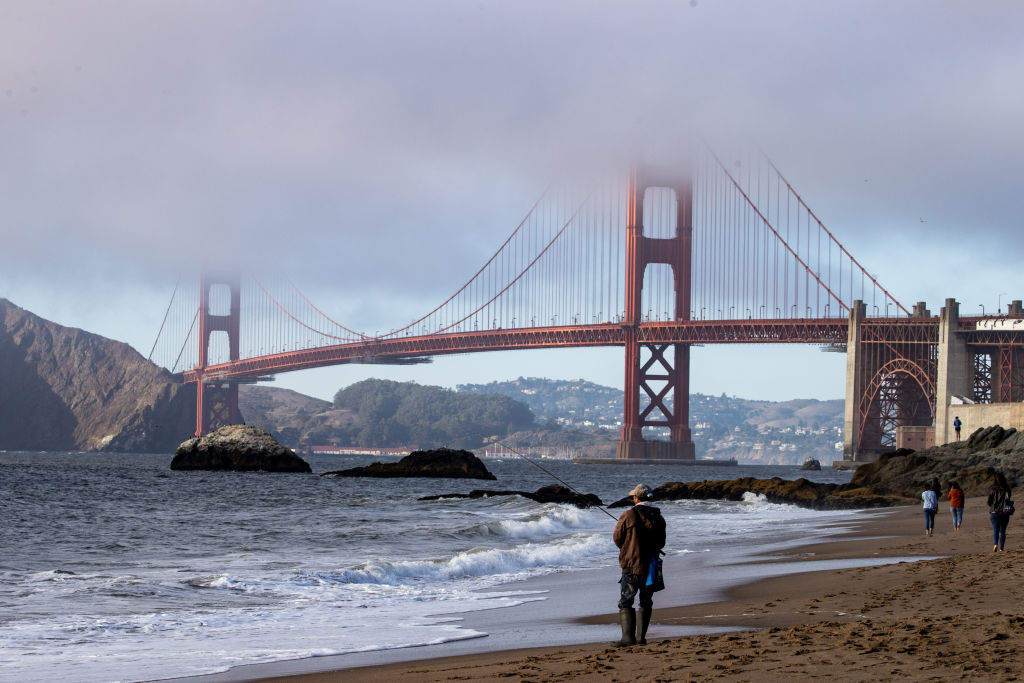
[0,298,194,452]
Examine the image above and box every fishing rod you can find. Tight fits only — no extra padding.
[493,440,619,521]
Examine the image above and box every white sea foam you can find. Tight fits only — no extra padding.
[465,505,597,538]
[309,532,611,586]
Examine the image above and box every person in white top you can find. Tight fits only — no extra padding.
[922,480,939,536]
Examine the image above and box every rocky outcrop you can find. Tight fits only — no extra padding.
[608,477,914,510]
[0,298,195,452]
[801,457,822,470]
[419,484,602,508]
[172,424,311,472]
[603,425,1024,511]
[321,447,496,480]
[850,425,1024,497]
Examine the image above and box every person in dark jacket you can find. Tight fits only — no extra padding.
[987,472,1013,552]
[612,483,666,646]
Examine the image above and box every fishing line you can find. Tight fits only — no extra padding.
[494,440,619,521]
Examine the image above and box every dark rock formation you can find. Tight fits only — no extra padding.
[604,425,1024,511]
[801,457,822,471]
[0,298,196,452]
[419,484,602,508]
[172,425,312,472]
[608,477,913,510]
[850,425,1024,498]
[321,447,496,480]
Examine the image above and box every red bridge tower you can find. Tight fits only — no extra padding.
[195,272,241,436]
[617,169,696,460]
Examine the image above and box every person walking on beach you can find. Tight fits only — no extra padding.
[987,472,1013,552]
[948,481,965,532]
[953,416,962,441]
[613,483,666,646]
[922,481,938,536]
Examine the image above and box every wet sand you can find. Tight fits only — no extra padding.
[245,496,1021,682]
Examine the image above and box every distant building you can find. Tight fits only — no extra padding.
[311,445,417,456]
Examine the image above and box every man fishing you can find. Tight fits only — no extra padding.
[612,483,666,646]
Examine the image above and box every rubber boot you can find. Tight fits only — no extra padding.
[613,608,636,646]
[636,607,652,644]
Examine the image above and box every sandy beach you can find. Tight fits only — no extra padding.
[243,495,1022,682]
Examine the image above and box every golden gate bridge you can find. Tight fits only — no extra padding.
[149,149,1024,461]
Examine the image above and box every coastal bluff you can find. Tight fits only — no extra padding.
[322,447,497,480]
[172,425,312,472]
[0,298,195,452]
[609,425,1024,511]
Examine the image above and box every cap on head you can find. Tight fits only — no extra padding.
[628,483,652,499]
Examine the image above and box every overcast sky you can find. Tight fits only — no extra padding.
[2,1,1022,402]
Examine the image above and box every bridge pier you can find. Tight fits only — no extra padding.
[617,168,695,461]
[934,298,971,445]
[842,301,866,460]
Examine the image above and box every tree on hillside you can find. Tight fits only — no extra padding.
[332,379,535,448]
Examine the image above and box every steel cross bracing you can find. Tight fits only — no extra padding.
[958,317,1024,404]
[852,318,938,452]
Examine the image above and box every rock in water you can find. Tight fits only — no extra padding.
[801,457,822,471]
[321,447,496,480]
[419,484,602,508]
[172,425,312,473]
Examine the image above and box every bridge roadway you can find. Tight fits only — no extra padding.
[183,317,862,383]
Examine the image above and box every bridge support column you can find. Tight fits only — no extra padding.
[617,168,695,461]
[842,300,866,459]
[935,298,970,445]
[195,272,241,436]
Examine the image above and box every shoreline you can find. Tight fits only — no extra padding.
[181,496,1022,682]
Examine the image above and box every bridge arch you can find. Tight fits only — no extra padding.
[858,358,935,451]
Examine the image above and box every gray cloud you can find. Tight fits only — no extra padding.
[1,0,1021,396]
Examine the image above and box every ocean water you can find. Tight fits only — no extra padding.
[0,452,855,683]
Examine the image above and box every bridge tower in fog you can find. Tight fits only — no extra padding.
[617,169,695,460]
[195,272,241,436]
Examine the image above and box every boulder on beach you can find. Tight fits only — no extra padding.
[419,484,602,508]
[801,457,822,471]
[321,447,496,480]
[171,424,312,473]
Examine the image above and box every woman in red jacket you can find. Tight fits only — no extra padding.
[947,481,964,532]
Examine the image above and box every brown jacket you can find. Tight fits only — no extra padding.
[613,503,666,575]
